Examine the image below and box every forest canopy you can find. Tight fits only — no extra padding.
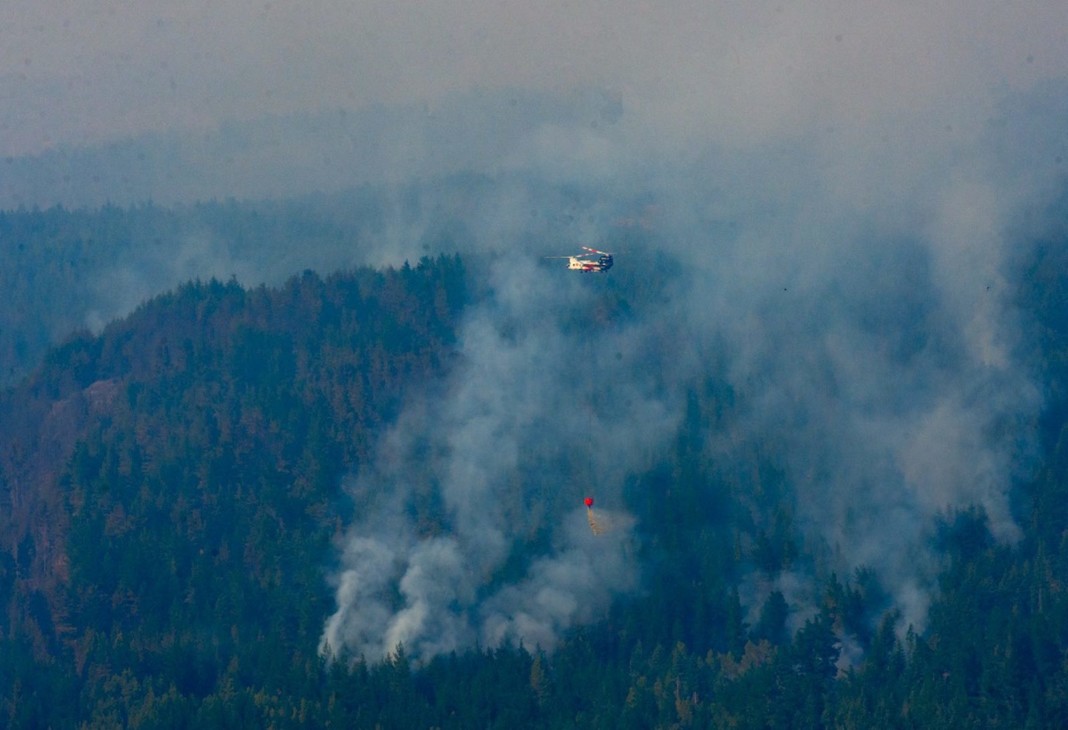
[1,198,1067,727]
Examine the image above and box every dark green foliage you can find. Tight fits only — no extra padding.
[0,253,469,726]
[1,198,1068,728]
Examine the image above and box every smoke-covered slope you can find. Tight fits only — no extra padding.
[1,221,1068,724]
[2,75,1068,724]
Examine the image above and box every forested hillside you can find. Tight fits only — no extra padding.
[0,172,635,388]
[1,235,1067,728]
[0,194,404,385]
[0,257,469,726]
[0,174,592,387]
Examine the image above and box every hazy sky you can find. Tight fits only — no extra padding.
[4,1,1066,157]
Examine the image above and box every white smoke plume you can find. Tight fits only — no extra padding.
[321,77,1063,655]
[233,3,1067,653]
[321,257,678,662]
[661,107,1051,632]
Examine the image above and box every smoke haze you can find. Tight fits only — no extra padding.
[321,259,677,661]
[4,0,1067,659]
[320,82,1064,660]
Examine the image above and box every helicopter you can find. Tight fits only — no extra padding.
[545,246,614,272]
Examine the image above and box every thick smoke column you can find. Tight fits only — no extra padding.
[321,257,678,662]
[317,5,1068,652]
[321,87,1062,656]
[655,112,1052,632]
